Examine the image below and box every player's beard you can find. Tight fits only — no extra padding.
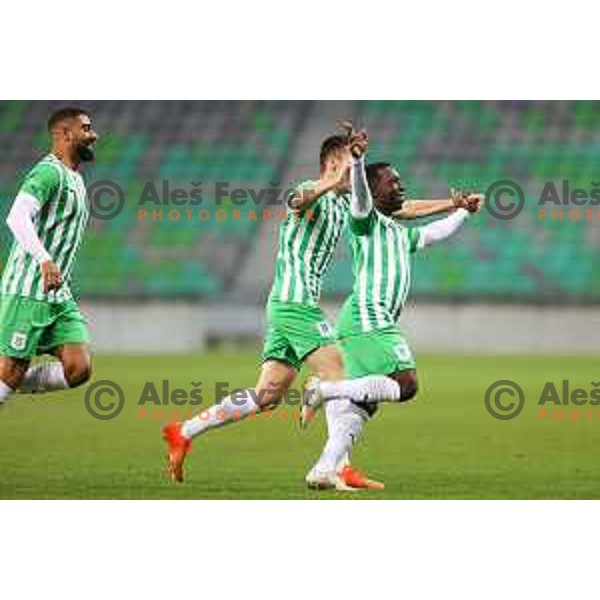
[76,143,95,162]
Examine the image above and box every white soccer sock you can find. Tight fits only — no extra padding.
[325,400,339,436]
[181,390,260,439]
[319,375,401,403]
[314,400,366,474]
[19,362,69,393]
[0,380,14,405]
[325,401,353,472]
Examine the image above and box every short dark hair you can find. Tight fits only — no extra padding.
[48,106,89,132]
[366,162,392,189]
[319,135,347,169]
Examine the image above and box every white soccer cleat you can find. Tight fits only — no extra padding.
[305,467,357,491]
[300,375,324,428]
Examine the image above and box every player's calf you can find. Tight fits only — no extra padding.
[63,359,91,388]
[178,359,297,441]
[19,349,92,393]
[391,370,418,402]
[55,344,91,388]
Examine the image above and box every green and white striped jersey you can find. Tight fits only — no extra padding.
[336,208,421,336]
[268,181,349,305]
[1,154,89,303]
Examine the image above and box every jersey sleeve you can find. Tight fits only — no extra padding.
[406,227,421,253]
[19,163,61,206]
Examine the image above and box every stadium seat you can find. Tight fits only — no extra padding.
[1,101,599,301]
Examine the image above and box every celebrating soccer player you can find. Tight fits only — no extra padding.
[163,123,478,487]
[302,131,482,489]
[164,128,415,486]
[0,107,98,406]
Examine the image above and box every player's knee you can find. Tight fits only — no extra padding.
[256,360,295,408]
[322,362,344,381]
[64,358,92,388]
[397,372,418,402]
[310,347,345,381]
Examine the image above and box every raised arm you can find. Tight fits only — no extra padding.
[350,155,373,220]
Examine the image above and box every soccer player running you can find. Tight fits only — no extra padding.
[164,131,417,487]
[0,107,98,407]
[303,132,482,489]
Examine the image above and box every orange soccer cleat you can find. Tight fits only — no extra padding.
[340,465,385,490]
[162,421,191,483]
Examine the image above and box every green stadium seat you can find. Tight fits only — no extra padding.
[1,100,599,300]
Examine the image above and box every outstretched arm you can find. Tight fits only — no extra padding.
[417,208,470,248]
[394,199,456,220]
[394,189,482,220]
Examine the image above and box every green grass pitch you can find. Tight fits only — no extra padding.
[0,352,598,499]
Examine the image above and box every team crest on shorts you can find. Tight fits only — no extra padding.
[394,342,412,362]
[10,332,27,351]
[317,321,333,338]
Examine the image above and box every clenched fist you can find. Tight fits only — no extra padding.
[41,259,62,292]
